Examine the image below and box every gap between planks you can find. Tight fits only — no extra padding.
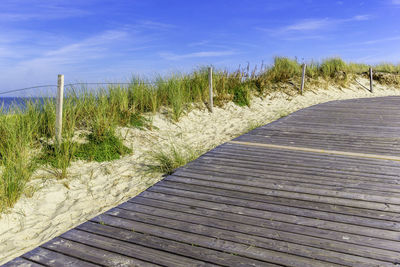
[228,140,400,162]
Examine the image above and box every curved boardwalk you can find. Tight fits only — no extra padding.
[4,96,400,266]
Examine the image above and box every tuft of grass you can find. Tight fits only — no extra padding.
[129,113,152,129]
[147,145,201,175]
[0,109,36,211]
[305,61,320,79]
[347,62,369,74]
[375,63,400,74]
[75,130,131,162]
[38,140,78,179]
[233,83,251,107]
[267,57,302,83]
[319,58,347,79]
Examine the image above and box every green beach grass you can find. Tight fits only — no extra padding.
[1,56,399,212]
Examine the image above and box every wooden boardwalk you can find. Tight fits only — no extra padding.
[4,96,400,266]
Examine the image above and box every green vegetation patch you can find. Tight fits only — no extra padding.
[75,131,131,162]
[129,112,152,129]
[147,145,201,175]
[233,84,251,107]
[38,140,77,179]
[320,58,347,79]
[267,57,302,82]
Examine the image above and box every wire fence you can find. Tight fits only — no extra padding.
[0,66,379,97]
[1,69,376,143]
[0,81,171,96]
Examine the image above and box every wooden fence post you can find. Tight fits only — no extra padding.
[300,63,306,95]
[208,67,213,112]
[369,67,373,93]
[56,74,64,144]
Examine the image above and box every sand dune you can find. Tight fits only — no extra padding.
[1,77,399,264]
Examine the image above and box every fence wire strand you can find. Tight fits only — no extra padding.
[0,81,168,96]
[0,85,57,96]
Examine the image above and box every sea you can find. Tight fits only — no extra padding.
[0,97,52,112]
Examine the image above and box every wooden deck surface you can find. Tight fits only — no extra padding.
[4,96,400,266]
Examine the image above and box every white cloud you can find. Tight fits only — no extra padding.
[160,50,236,60]
[282,15,371,33]
[392,0,400,5]
[137,20,175,30]
[284,19,331,31]
[260,14,372,37]
[342,35,400,47]
[362,36,400,45]
[0,6,88,21]
[44,30,129,58]
[188,41,210,47]
[353,15,370,21]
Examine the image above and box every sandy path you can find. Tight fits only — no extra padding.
[1,77,399,264]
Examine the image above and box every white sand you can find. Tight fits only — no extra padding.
[1,77,399,263]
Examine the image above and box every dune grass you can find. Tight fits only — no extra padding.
[147,145,202,175]
[75,130,131,162]
[0,56,400,212]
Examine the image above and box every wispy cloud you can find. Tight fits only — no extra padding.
[284,19,331,31]
[160,50,236,60]
[340,35,400,47]
[392,0,400,5]
[361,36,400,45]
[188,40,210,47]
[6,30,130,76]
[137,20,175,30]
[258,15,371,39]
[44,30,129,58]
[280,15,370,33]
[0,5,89,21]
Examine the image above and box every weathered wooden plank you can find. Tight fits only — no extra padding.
[246,129,400,144]
[77,221,274,267]
[21,247,98,267]
[2,258,44,267]
[180,164,400,194]
[164,175,400,212]
[193,156,400,183]
[91,213,339,267]
[91,214,397,266]
[61,229,209,267]
[142,189,400,231]
[198,151,400,184]
[194,148,400,179]
[189,157,400,187]
[104,205,400,264]
[233,135,400,156]
[217,143,400,167]
[125,197,400,248]
[209,143,400,168]
[235,133,400,150]
[171,169,400,204]
[156,180,400,222]
[245,129,400,146]
[40,237,157,267]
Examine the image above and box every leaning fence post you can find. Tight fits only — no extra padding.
[300,63,306,95]
[208,67,213,112]
[369,67,373,93]
[55,74,64,144]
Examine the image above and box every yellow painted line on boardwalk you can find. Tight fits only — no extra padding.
[228,140,400,162]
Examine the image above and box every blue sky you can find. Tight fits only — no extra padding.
[1,0,400,94]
